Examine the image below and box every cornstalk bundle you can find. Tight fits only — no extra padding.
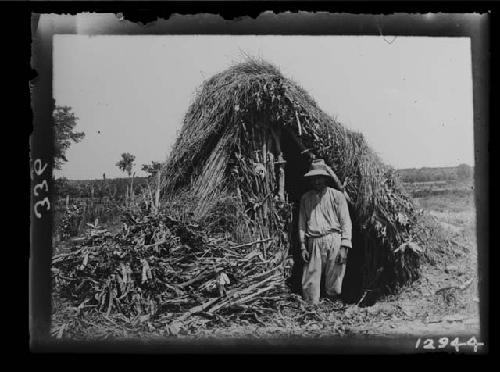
[52,211,288,321]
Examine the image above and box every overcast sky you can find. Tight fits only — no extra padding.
[53,35,474,180]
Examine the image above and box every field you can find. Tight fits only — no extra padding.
[50,186,480,345]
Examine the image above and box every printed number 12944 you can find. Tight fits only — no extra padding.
[415,337,484,352]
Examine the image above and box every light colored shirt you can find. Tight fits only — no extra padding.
[298,187,352,248]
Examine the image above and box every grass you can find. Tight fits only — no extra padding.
[415,191,477,252]
[415,190,475,214]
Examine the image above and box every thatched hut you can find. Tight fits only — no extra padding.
[160,59,424,304]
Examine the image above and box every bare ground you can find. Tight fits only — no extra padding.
[51,192,480,342]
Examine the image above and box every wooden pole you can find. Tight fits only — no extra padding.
[274,152,286,202]
[271,127,286,202]
[295,111,303,136]
[262,131,267,166]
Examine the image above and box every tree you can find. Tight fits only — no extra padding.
[456,163,472,181]
[141,161,162,177]
[54,177,70,196]
[116,153,136,177]
[116,153,136,204]
[142,161,163,213]
[53,105,85,170]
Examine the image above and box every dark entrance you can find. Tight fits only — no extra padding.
[280,129,364,303]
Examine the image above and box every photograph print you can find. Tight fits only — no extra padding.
[30,12,487,353]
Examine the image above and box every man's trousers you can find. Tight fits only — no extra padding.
[302,232,346,304]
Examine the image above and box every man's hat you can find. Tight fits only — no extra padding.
[303,159,334,179]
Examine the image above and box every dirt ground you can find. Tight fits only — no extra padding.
[51,191,481,348]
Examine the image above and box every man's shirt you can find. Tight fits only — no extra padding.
[298,187,352,248]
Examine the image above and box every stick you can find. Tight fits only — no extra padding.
[142,239,167,249]
[229,238,272,250]
[221,246,241,256]
[52,248,84,262]
[56,323,67,339]
[160,297,191,305]
[233,284,278,307]
[208,273,280,314]
[176,297,220,322]
[177,270,214,289]
[357,290,370,306]
[295,111,303,136]
[242,265,280,283]
[106,289,114,316]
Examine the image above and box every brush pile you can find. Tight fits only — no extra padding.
[52,210,290,326]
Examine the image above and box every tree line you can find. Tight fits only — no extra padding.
[396,164,473,183]
[54,177,151,201]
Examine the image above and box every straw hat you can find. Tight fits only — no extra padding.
[303,159,334,179]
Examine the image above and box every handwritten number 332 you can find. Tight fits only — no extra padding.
[33,159,50,218]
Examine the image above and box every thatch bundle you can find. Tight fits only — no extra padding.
[160,58,425,303]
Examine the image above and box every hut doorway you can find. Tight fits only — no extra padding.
[280,129,364,303]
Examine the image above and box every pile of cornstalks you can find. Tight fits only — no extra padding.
[52,211,290,329]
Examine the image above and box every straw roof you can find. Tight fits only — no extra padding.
[163,60,415,219]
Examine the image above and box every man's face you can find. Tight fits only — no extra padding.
[311,176,328,192]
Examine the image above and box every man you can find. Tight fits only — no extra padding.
[298,159,352,304]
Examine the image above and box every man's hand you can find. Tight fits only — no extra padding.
[336,246,348,264]
[301,243,310,263]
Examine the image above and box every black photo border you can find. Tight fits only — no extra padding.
[25,1,492,355]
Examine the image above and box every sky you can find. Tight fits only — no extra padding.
[53,34,474,180]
